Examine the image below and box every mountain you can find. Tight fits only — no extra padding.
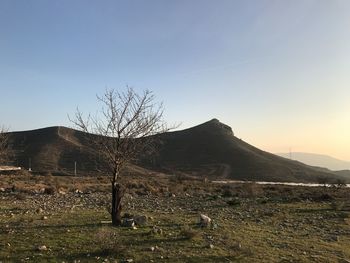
[7,126,100,174]
[6,119,348,183]
[276,152,350,171]
[334,170,350,178]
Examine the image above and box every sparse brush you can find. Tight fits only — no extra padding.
[222,189,234,197]
[226,198,241,206]
[44,186,56,195]
[338,211,349,219]
[180,225,199,240]
[94,227,125,255]
[53,177,61,191]
[330,201,345,211]
[15,192,26,200]
[240,182,264,198]
[222,185,234,197]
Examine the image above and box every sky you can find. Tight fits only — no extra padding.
[0,0,350,161]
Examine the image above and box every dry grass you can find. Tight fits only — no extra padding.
[0,172,350,262]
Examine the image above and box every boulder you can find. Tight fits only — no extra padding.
[37,245,47,251]
[199,214,211,227]
[134,215,147,226]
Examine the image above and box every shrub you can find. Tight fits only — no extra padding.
[330,201,345,211]
[221,185,234,197]
[44,186,56,195]
[240,182,264,198]
[180,226,199,240]
[94,228,125,255]
[15,192,26,200]
[335,179,347,189]
[226,198,241,206]
[314,193,333,202]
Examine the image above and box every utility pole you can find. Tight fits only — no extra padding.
[289,147,292,160]
[74,161,77,176]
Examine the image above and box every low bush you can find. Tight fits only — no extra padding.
[180,225,199,240]
[226,198,241,206]
[44,186,56,195]
[94,227,125,255]
[330,201,345,211]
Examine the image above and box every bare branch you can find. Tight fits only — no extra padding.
[69,87,176,226]
[70,87,175,174]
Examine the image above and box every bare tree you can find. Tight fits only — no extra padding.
[70,88,173,226]
[0,126,9,166]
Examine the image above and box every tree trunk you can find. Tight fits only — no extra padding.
[111,183,123,226]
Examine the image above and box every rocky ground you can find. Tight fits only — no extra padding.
[0,174,350,262]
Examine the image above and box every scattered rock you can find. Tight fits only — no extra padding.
[58,190,67,195]
[211,222,218,229]
[0,187,5,192]
[199,214,211,227]
[37,245,47,251]
[36,208,44,213]
[208,244,214,249]
[152,226,163,235]
[233,242,242,250]
[42,216,48,220]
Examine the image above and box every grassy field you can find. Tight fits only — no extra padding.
[1,173,350,262]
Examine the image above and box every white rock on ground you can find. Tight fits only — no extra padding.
[38,245,47,251]
[199,214,212,227]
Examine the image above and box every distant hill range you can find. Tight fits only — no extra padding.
[5,119,349,183]
[277,152,350,171]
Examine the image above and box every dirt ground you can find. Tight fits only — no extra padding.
[1,173,350,262]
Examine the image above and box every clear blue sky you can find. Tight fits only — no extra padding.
[1,0,350,160]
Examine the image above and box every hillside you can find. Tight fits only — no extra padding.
[6,119,348,183]
[277,152,350,171]
[142,119,347,182]
[8,126,100,175]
